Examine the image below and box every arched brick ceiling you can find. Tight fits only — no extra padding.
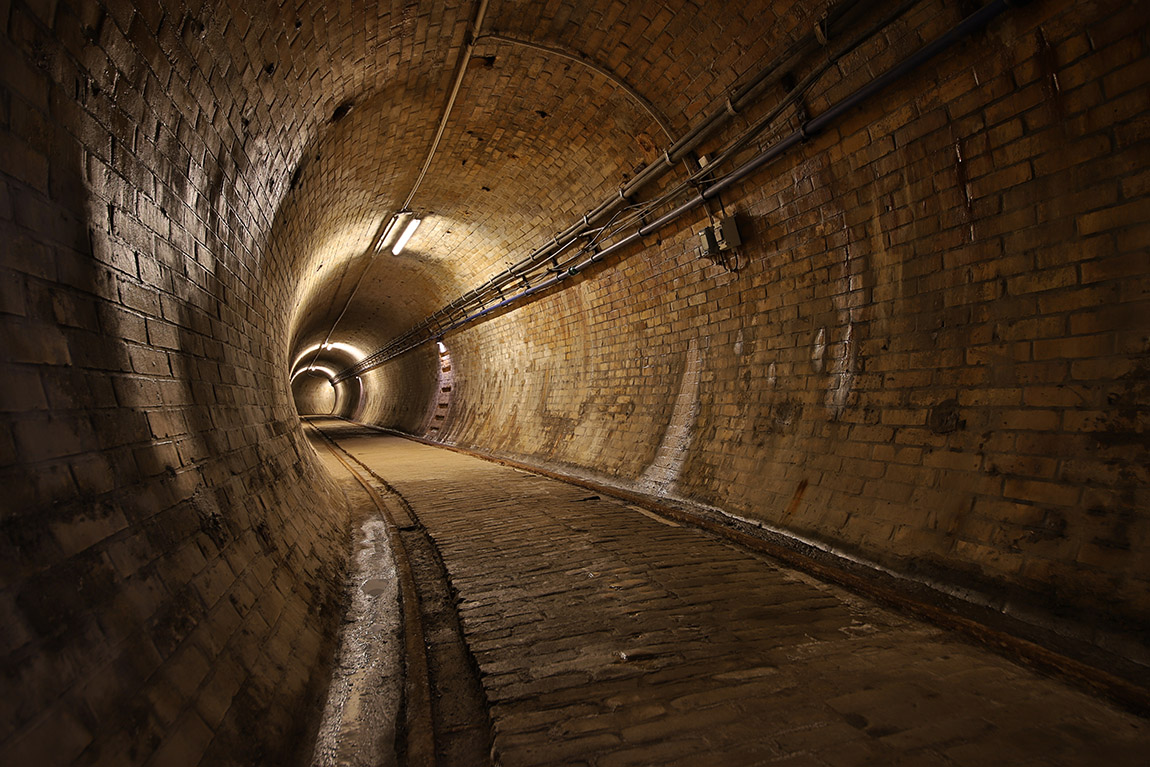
[277,0,821,377]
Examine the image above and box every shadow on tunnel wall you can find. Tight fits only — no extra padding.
[1,3,349,764]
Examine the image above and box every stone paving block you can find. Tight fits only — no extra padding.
[328,429,1150,766]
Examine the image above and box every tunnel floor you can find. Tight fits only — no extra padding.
[307,418,1149,767]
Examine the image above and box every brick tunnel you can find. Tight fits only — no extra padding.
[2,0,1149,764]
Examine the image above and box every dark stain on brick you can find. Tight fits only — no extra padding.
[254,520,277,554]
[1024,509,1067,544]
[1092,363,1150,448]
[928,399,963,434]
[16,559,92,640]
[199,509,229,548]
[784,479,808,516]
[180,14,205,43]
[126,703,164,761]
[148,586,204,657]
[755,399,803,439]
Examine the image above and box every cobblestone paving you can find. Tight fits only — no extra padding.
[322,424,1150,767]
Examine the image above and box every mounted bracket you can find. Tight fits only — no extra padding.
[699,217,741,257]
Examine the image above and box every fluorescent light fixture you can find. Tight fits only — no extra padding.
[374,216,400,252]
[291,341,364,373]
[392,216,422,255]
[374,210,416,253]
[322,341,364,358]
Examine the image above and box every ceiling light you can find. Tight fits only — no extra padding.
[392,215,422,255]
[374,210,414,253]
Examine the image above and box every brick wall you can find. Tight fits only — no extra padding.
[0,0,367,763]
[352,344,441,434]
[376,0,1150,652]
[292,374,336,416]
[3,0,1148,761]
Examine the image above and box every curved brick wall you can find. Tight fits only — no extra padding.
[2,0,1148,763]
[361,0,1150,653]
[0,0,387,762]
[292,374,336,416]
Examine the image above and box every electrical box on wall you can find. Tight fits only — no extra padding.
[699,226,719,256]
[698,217,741,258]
[716,217,740,251]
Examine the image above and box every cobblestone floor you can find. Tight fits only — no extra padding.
[316,421,1150,767]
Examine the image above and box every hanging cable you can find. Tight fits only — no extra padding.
[475,33,677,141]
[304,0,490,375]
[333,0,1021,382]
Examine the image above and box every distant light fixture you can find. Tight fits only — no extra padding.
[392,215,422,255]
[290,364,338,383]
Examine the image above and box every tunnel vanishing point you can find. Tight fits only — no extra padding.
[2,0,1149,764]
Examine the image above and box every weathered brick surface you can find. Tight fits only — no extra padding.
[355,0,1150,655]
[1,0,366,763]
[333,431,1150,766]
[291,372,336,416]
[4,0,1149,762]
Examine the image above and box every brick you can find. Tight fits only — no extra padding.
[0,706,92,766]
[1077,198,1150,236]
[4,2,1150,766]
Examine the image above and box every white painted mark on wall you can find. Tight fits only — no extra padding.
[825,241,864,420]
[825,322,857,418]
[811,327,827,373]
[638,337,702,497]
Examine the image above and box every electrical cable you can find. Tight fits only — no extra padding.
[335,0,991,382]
[301,0,490,376]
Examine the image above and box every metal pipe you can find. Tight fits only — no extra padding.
[308,0,489,376]
[336,0,1013,381]
[403,0,491,210]
[807,0,1014,136]
[335,3,882,381]
[443,0,876,286]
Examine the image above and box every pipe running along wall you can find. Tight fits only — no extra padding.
[342,0,1150,667]
[433,0,1019,347]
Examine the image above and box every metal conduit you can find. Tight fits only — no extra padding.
[333,2,877,380]
[304,0,490,376]
[404,0,492,210]
[416,0,866,323]
[450,0,876,295]
[334,0,1018,383]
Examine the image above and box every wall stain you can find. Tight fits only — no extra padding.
[928,399,964,434]
[784,479,809,516]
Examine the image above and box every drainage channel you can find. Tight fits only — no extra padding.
[309,422,496,767]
